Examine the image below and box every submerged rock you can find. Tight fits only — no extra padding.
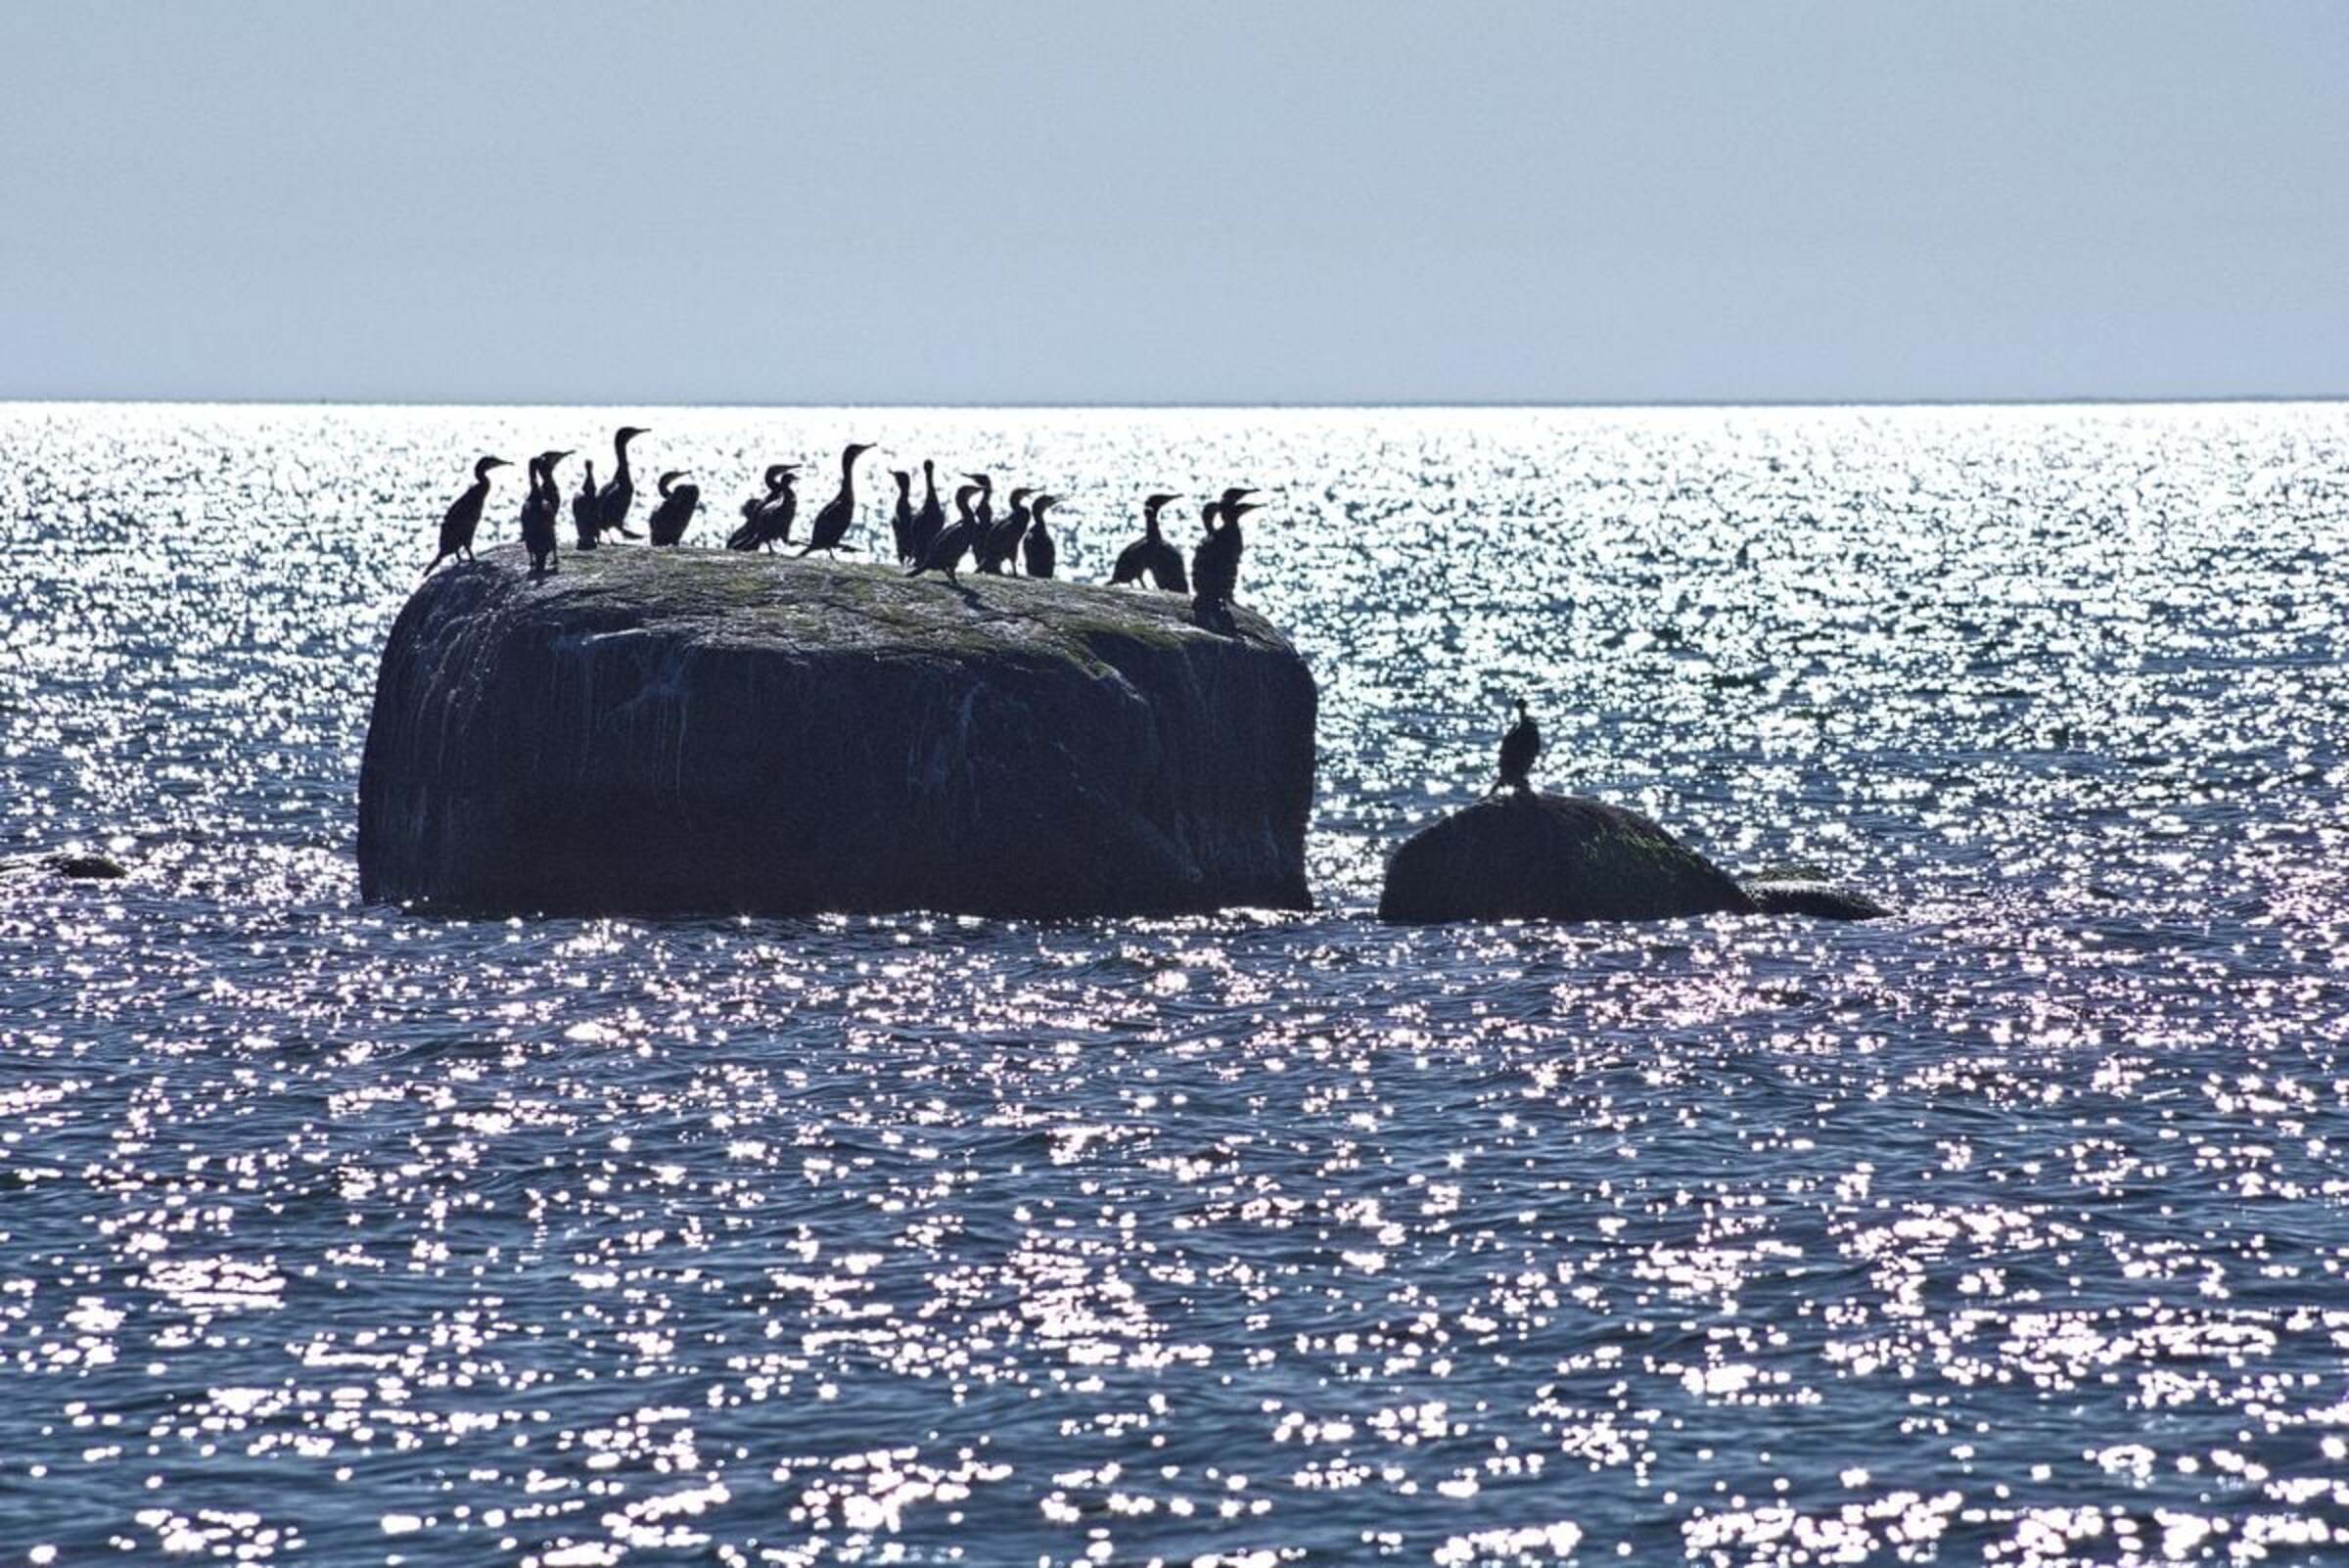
[1742,877,1891,921]
[1379,793,1755,924]
[46,853,127,880]
[358,546,1315,918]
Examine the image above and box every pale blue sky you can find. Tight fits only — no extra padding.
[4,1,2344,404]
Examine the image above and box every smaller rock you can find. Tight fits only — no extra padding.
[1379,793,1755,925]
[1742,879,1890,921]
[45,853,127,880]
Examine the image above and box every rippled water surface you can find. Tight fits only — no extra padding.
[4,403,2349,1565]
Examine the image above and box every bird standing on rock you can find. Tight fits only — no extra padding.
[520,449,572,576]
[978,487,1034,574]
[645,471,700,546]
[424,455,510,576]
[1023,494,1059,578]
[1190,488,1261,629]
[907,484,984,581]
[909,459,945,563]
[888,469,916,563]
[571,461,601,548]
[727,465,799,551]
[590,426,650,544]
[1491,699,1541,795]
[799,441,875,556]
[1111,492,1186,591]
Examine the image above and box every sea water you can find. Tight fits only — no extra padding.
[2,403,2346,1564]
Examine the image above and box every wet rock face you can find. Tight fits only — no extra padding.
[358,547,1316,918]
[1378,793,1757,925]
[1743,878,1892,921]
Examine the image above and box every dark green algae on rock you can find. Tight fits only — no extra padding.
[357,546,1315,918]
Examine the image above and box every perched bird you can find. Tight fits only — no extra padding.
[1110,492,1186,591]
[570,461,601,548]
[590,426,650,544]
[909,459,946,563]
[888,470,916,564]
[907,484,984,580]
[645,471,701,547]
[423,455,510,576]
[1189,490,1261,628]
[966,472,993,533]
[1022,493,1059,578]
[976,487,1034,575]
[520,449,573,576]
[726,464,800,551]
[1492,699,1541,795]
[798,441,875,556]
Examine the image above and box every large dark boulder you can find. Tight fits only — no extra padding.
[358,547,1315,918]
[1378,793,1758,924]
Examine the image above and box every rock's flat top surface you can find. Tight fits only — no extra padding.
[1378,792,1757,925]
[358,546,1316,918]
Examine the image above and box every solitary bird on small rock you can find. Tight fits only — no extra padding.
[423,455,510,576]
[1491,699,1541,795]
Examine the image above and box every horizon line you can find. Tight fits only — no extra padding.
[2,392,2345,413]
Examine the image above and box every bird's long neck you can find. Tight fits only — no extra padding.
[612,434,635,484]
[922,462,939,506]
[1143,503,1164,543]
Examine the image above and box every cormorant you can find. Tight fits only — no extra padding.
[1023,494,1058,578]
[977,487,1034,575]
[888,469,916,563]
[424,455,510,576]
[520,449,572,576]
[909,459,945,563]
[590,426,650,544]
[1110,492,1185,591]
[1190,490,1262,629]
[726,464,800,551]
[646,471,701,547]
[967,472,993,533]
[1492,699,1541,795]
[798,441,875,556]
[907,484,984,580]
[571,461,601,549]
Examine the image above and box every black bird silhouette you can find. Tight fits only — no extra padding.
[1189,490,1261,629]
[590,426,650,544]
[424,455,510,576]
[888,470,917,563]
[520,449,573,576]
[799,441,875,556]
[907,484,984,580]
[726,464,800,551]
[1492,699,1541,795]
[645,470,700,547]
[571,460,601,548]
[977,487,1034,575]
[1110,492,1185,591]
[1023,494,1059,578]
[966,472,993,534]
[909,459,946,563]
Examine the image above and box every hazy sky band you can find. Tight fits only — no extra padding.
[4,1,2343,404]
